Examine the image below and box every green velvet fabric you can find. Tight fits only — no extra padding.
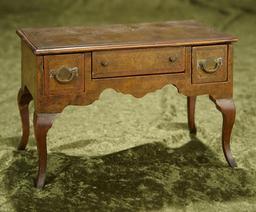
[0,0,256,211]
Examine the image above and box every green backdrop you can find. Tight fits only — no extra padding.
[0,0,256,211]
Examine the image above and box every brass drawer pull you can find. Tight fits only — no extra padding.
[50,66,79,84]
[198,57,223,73]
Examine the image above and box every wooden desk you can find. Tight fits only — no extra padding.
[16,20,238,188]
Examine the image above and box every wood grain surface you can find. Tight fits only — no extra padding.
[17,20,238,55]
[92,47,185,78]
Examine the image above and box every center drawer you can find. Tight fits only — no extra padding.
[92,47,185,79]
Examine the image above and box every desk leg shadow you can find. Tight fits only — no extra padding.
[2,137,256,211]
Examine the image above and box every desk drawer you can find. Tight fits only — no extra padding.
[192,45,228,84]
[92,47,185,78]
[44,53,85,95]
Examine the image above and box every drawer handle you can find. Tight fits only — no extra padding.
[101,61,109,67]
[50,67,79,84]
[198,57,223,73]
[169,56,177,63]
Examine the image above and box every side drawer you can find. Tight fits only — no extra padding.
[44,53,85,95]
[192,45,228,84]
[92,47,185,79]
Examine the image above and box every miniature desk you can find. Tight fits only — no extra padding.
[16,20,238,188]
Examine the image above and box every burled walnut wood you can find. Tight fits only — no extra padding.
[187,96,197,134]
[192,45,228,84]
[34,45,236,113]
[16,20,238,55]
[44,53,85,95]
[33,112,57,188]
[92,47,185,78]
[17,87,33,150]
[210,97,237,168]
[17,21,238,188]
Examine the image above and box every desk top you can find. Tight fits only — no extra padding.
[17,20,238,55]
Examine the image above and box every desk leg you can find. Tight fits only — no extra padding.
[33,112,57,188]
[17,88,33,150]
[210,97,237,168]
[187,96,197,134]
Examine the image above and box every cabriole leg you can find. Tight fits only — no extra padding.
[33,112,57,188]
[210,96,237,168]
[17,87,33,150]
